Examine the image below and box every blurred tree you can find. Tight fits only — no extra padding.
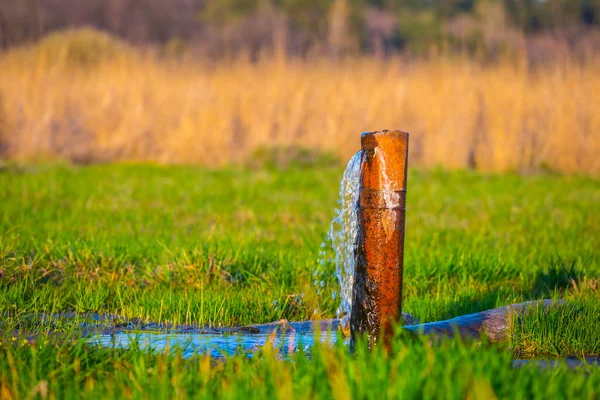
[328,0,352,57]
[435,0,475,17]
[201,0,260,25]
[0,0,599,56]
[276,0,332,52]
[397,9,444,54]
[581,0,600,25]
[503,0,600,31]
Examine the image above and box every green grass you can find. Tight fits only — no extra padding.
[2,334,599,399]
[0,163,599,398]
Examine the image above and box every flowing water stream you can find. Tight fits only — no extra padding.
[324,151,362,321]
[90,154,365,358]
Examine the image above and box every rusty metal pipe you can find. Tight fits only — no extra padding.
[351,130,409,349]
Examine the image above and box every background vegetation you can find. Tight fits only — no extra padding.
[1,1,599,174]
[2,0,600,60]
[0,28,598,174]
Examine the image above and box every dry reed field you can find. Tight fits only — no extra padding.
[0,30,598,174]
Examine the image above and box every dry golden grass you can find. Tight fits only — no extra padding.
[0,30,598,174]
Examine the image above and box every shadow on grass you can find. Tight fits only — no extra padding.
[436,260,583,320]
[438,289,502,320]
[530,259,582,298]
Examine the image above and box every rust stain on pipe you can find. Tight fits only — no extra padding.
[351,130,409,349]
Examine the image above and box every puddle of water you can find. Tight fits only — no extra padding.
[89,328,599,370]
[90,329,341,359]
[13,312,599,368]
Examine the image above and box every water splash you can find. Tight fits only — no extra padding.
[320,151,362,320]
